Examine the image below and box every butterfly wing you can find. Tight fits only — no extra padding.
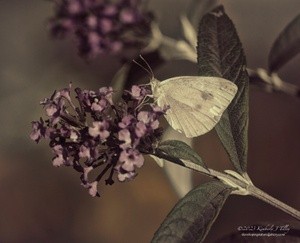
[155,76,237,138]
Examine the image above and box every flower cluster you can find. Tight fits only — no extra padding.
[30,83,167,197]
[49,0,153,58]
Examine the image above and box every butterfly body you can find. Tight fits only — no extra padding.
[150,76,238,138]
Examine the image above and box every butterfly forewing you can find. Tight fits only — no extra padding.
[155,76,237,138]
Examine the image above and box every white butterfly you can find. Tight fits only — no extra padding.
[150,76,238,138]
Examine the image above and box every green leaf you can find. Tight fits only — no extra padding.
[197,5,249,173]
[269,13,300,72]
[151,180,233,243]
[156,140,208,171]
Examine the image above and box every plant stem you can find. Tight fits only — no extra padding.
[209,170,300,220]
[158,33,300,98]
[154,152,300,221]
[159,35,197,63]
[151,25,300,221]
[247,185,300,221]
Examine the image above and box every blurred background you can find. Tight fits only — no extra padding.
[1,0,300,242]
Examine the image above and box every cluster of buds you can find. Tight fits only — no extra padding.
[49,0,153,58]
[30,83,167,197]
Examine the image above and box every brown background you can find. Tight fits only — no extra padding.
[0,0,300,242]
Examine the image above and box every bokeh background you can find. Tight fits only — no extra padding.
[1,0,300,242]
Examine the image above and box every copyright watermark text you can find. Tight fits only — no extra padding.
[237,224,290,237]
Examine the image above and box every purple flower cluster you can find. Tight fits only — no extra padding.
[49,0,153,58]
[30,83,167,197]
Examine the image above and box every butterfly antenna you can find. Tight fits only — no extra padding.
[139,54,154,79]
[132,59,152,81]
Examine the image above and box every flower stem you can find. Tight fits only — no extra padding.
[209,170,300,221]
[247,185,300,220]
[154,152,300,221]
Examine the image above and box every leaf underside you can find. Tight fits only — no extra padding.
[151,180,233,243]
[197,5,249,173]
[269,13,300,72]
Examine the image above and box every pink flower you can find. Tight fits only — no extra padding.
[116,168,136,182]
[91,98,107,112]
[137,111,150,123]
[119,148,144,171]
[30,120,44,143]
[49,0,153,58]
[118,129,132,148]
[88,121,110,140]
[118,115,134,128]
[79,145,91,159]
[135,121,147,137]
[30,83,166,197]
[82,181,99,197]
[52,145,65,167]
[120,8,136,24]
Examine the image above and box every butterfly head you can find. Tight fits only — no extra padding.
[150,78,161,97]
[132,55,162,98]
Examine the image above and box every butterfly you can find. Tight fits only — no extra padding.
[150,76,237,138]
[134,57,238,138]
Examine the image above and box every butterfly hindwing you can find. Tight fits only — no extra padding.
[155,76,237,138]
[157,94,212,137]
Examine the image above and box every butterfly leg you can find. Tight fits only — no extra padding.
[135,95,153,111]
